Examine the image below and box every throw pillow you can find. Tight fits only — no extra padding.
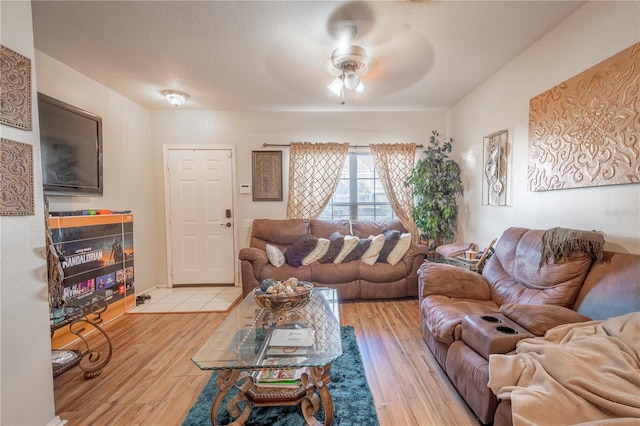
[386,233,412,265]
[500,303,591,336]
[319,232,345,263]
[342,238,371,263]
[301,238,330,265]
[377,228,401,263]
[360,234,386,265]
[284,234,318,267]
[333,236,360,263]
[265,244,285,267]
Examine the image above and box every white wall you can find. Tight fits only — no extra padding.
[35,52,158,294]
[150,110,446,285]
[0,2,57,425]
[448,1,640,254]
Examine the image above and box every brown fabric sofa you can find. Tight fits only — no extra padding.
[239,218,429,300]
[418,227,640,425]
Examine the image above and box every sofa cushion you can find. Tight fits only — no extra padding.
[301,238,330,265]
[421,295,500,344]
[483,227,593,307]
[351,218,406,238]
[285,234,318,267]
[377,228,401,263]
[309,219,351,238]
[333,236,359,263]
[387,233,411,265]
[310,261,360,284]
[499,303,591,336]
[342,238,371,263]
[265,244,285,267]
[318,232,345,263]
[361,234,386,265]
[250,219,310,250]
[359,260,408,282]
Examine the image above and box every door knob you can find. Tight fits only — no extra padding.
[221,222,232,228]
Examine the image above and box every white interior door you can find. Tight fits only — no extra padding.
[165,147,235,285]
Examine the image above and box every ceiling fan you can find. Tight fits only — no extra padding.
[327,25,369,102]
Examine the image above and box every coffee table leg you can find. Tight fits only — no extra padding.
[301,364,334,426]
[211,368,251,426]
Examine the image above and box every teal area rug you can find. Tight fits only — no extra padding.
[183,326,379,426]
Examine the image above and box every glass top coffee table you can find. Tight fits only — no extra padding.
[192,287,342,425]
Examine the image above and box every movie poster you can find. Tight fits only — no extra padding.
[49,214,134,322]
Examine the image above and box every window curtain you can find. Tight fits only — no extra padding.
[370,143,419,243]
[286,142,349,219]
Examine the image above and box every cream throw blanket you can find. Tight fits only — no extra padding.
[489,312,640,425]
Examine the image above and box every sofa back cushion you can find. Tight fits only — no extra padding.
[573,251,640,320]
[310,219,351,238]
[483,227,593,307]
[351,219,406,239]
[250,219,310,251]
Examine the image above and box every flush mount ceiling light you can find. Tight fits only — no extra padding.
[162,90,190,107]
[327,25,369,101]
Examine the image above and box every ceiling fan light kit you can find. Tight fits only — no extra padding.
[327,30,369,100]
[162,89,190,107]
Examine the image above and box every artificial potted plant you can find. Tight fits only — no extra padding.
[407,130,464,249]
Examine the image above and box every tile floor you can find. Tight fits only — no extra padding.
[129,285,242,313]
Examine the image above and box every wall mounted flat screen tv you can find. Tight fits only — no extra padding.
[38,93,103,196]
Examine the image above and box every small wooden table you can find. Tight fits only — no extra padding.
[192,288,342,425]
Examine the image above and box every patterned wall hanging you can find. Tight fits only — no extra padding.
[482,130,510,206]
[0,45,32,130]
[252,150,283,201]
[1,138,34,215]
[528,42,640,191]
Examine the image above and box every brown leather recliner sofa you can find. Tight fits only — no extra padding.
[239,218,429,300]
[418,227,640,425]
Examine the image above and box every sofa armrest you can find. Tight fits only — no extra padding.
[499,303,591,336]
[419,262,491,301]
[401,244,431,272]
[239,247,269,276]
[461,315,535,359]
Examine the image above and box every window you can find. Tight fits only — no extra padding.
[318,152,394,221]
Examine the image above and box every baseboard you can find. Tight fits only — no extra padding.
[46,416,68,426]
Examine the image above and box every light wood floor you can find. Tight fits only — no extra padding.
[53,298,479,425]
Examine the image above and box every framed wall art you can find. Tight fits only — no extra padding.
[0,45,32,130]
[1,138,34,215]
[252,151,283,201]
[482,130,510,206]
[528,42,640,191]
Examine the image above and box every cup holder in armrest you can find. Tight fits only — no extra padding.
[496,325,518,335]
[461,315,534,359]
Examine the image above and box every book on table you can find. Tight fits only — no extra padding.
[268,328,315,347]
[254,357,309,388]
[266,345,309,356]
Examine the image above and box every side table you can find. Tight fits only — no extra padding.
[51,295,113,379]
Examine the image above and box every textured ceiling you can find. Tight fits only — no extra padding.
[31,1,585,111]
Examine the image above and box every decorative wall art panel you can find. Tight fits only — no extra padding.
[1,138,34,215]
[0,45,32,131]
[528,42,640,191]
[252,151,283,201]
[482,130,510,206]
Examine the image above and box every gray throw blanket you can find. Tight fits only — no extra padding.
[538,227,604,270]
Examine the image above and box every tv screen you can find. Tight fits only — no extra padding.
[38,93,103,196]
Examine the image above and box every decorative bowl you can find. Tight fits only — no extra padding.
[252,282,313,314]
